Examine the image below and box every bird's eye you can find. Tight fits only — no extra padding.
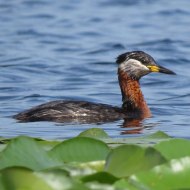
[141,59,146,64]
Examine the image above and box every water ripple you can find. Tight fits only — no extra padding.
[0,0,189,139]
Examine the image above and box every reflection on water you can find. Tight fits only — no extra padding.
[121,118,144,135]
[0,0,190,139]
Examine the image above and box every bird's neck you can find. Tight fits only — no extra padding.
[118,69,151,118]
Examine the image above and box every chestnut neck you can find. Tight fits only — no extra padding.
[118,69,151,118]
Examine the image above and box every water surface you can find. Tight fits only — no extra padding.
[0,0,190,139]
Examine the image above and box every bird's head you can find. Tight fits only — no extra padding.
[116,51,176,80]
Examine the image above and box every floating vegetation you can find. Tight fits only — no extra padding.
[0,129,190,190]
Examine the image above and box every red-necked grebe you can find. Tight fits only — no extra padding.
[14,51,175,123]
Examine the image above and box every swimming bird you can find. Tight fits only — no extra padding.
[14,51,175,123]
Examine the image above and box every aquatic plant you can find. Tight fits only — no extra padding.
[0,128,190,190]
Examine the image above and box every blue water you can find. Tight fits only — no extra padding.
[0,0,190,139]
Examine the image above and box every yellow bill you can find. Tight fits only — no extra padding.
[147,65,176,75]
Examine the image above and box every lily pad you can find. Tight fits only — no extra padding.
[49,137,110,162]
[130,156,190,190]
[114,179,139,190]
[78,128,110,139]
[1,167,54,190]
[146,131,170,139]
[0,136,60,170]
[154,139,190,160]
[105,144,166,177]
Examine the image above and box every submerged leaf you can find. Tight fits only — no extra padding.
[49,137,110,162]
[105,144,166,177]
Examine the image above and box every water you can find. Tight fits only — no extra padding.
[0,0,190,139]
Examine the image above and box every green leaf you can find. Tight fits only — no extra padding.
[114,179,139,190]
[36,139,60,151]
[36,169,74,190]
[1,167,53,190]
[105,145,166,177]
[68,183,90,190]
[0,175,6,190]
[154,139,190,160]
[146,131,171,139]
[49,137,110,162]
[0,167,81,190]
[81,171,118,184]
[0,136,60,170]
[78,128,109,139]
[130,156,190,190]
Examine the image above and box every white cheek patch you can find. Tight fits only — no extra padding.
[119,59,149,73]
